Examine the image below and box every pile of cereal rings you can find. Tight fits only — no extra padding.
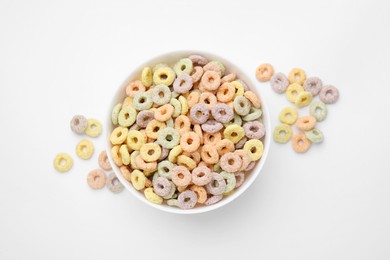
[110,54,266,209]
[255,64,339,153]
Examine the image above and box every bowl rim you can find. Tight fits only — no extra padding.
[105,50,271,214]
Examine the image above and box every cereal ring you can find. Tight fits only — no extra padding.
[223,125,245,144]
[173,74,193,94]
[131,169,146,190]
[214,162,221,172]
[76,139,94,160]
[203,132,222,145]
[241,107,262,121]
[98,150,112,171]
[234,150,251,171]
[126,80,146,97]
[221,171,236,193]
[215,139,235,156]
[296,116,316,131]
[168,145,183,163]
[133,92,153,111]
[187,91,200,108]
[70,115,88,134]
[190,66,203,83]
[243,139,264,161]
[85,119,102,138]
[174,115,191,135]
[201,120,223,134]
[170,98,181,118]
[204,61,225,76]
[111,103,122,126]
[224,114,242,127]
[129,123,141,131]
[120,166,131,182]
[233,96,251,116]
[256,63,274,82]
[171,90,180,98]
[154,104,174,122]
[245,161,256,171]
[220,152,242,172]
[140,143,162,162]
[152,63,168,73]
[235,136,247,149]
[178,95,188,115]
[205,173,226,195]
[288,68,306,85]
[273,124,293,143]
[145,119,166,139]
[201,70,221,91]
[167,199,179,207]
[286,83,305,103]
[243,121,265,139]
[200,144,219,164]
[87,169,106,190]
[163,181,176,199]
[152,85,171,105]
[199,92,218,110]
[177,155,196,170]
[221,73,236,83]
[189,54,208,66]
[165,118,174,128]
[130,150,139,169]
[211,103,234,123]
[173,58,193,76]
[217,82,235,103]
[177,190,197,209]
[144,187,163,204]
[303,77,322,96]
[190,185,207,204]
[295,91,313,108]
[305,128,324,143]
[291,132,311,153]
[122,97,133,108]
[135,155,157,174]
[191,166,212,186]
[183,151,201,164]
[279,107,298,125]
[234,172,245,188]
[106,172,124,193]
[194,124,204,145]
[157,127,180,149]
[140,66,153,87]
[231,80,244,97]
[158,160,174,179]
[190,103,209,124]
[156,142,169,162]
[244,91,261,108]
[136,110,154,128]
[153,176,172,197]
[177,185,188,192]
[119,145,130,165]
[111,145,123,166]
[270,72,289,94]
[180,132,200,153]
[171,165,191,186]
[110,126,128,145]
[205,195,223,206]
[126,130,145,150]
[309,100,327,122]
[53,153,73,173]
[153,67,176,86]
[118,106,137,127]
[319,85,339,104]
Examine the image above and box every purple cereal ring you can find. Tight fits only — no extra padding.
[191,166,212,186]
[211,103,234,123]
[220,152,242,173]
[153,176,172,197]
[177,190,198,209]
[136,110,154,128]
[270,72,289,94]
[190,103,210,124]
[189,54,208,66]
[303,77,323,96]
[319,85,339,104]
[155,141,169,161]
[234,172,245,188]
[235,136,247,149]
[243,121,266,139]
[205,172,226,195]
[173,74,193,94]
[205,195,223,206]
[201,120,223,134]
[245,161,256,171]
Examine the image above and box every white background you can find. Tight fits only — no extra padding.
[1,0,390,259]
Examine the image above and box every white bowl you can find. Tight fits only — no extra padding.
[106,51,271,214]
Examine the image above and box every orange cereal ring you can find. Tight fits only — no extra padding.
[174,115,191,135]
[215,139,235,156]
[291,132,311,153]
[203,132,222,145]
[187,91,200,108]
[135,155,157,173]
[256,63,274,82]
[98,150,112,171]
[171,165,192,186]
[200,144,219,164]
[180,132,201,153]
[221,73,236,84]
[199,92,217,110]
[190,185,207,204]
[243,91,261,108]
[190,66,204,83]
[125,80,146,97]
[198,161,214,172]
[201,70,221,91]
[296,116,316,131]
[110,145,123,167]
[154,104,174,122]
[220,152,242,173]
[120,166,132,182]
[193,124,204,145]
[87,169,107,190]
[217,82,235,103]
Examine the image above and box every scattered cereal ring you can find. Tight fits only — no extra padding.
[191,166,212,186]
[200,144,219,164]
[201,120,223,134]
[242,107,262,121]
[153,67,176,86]
[243,139,264,161]
[223,124,245,144]
[133,92,153,111]
[244,91,261,108]
[288,68,306,85]
[53,153,73,173]
[140,143,162,162]
[291,132,311,153]
[144,187,163,204]
[177,190,197,209]
[152,85,171,105]
[131,169,146,190]
[87,169,106,190]
[110,126,128,145]
[111,103,122,125]
[303,77,322,96]
[286,83,305,103]
[256,63,274,82]
[118,106,137,127]
[119,145,130,165]
[217,82,235,102]
[215,139,235,156]
[157,127,180,149]
[201,70,221,91]
[205,195,223,206]
[126,130,145,150]
[76,139,94,160]
[221,73,236,83]
[180,132,201,153]
[173,58,193,76]
[153,176,172,197]
[296,116,316,131]
[111,145,123,166]
[136,110,154,128]
[270,72,289,94]
[221,171,236,193]
[170,98,181,118]
[295,91,313,108]
[205,173,226,195]
[126,80,146,97]
[154,104,174,122]
[98,150,112,171]
[173,74,193,94]
[309,100,327,122]
[234,172,245,188]
[190,66,203,83]
[319,85,339,104]
[141,67,152,87]
[211,103,234,123]
[145,119,166,139]
[233,96,251,116]
[243,121,265,139]
[220,152,242,172]
[279,107,298,125]
[171,165,192,186]
[199,92,218,110]
[188,54,208,66]
[106,172,124,193]
[70,115,88,134]
[305,128,324,143]
[85,119,102,138]
[168,145,183,163]
[190,103,209,124]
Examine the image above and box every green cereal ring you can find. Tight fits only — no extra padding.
[305,128,324,143]
[224,114,243,128]
[233,96,251,116]
[171,89,180,98]
[158,160,175,179]
[133,92,153,111]
[118,106,137,127]
[273,124,293,143]
[173,58,193,76]
[157,127,180,149]
[214,162,221,173]
[111,103,122,125]
[167,199,179,207]
[170,98,181,118]
[221,171,236,194]
[166,118,174,128]
[279,106,298,125]
[152,85,171,105]
[85,119,102,138]
[53,153,73,173]
[153,67,176,86]
[242,107,262,121]
[309,100,328,122]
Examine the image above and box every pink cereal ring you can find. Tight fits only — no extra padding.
[217,82,235,103]
[135,155,157,172]
[125,80,146,97]
[177,190,198,209]
[234,172,245,188]
[220,152,242,173]
[190,103,210,124]
[171,165,192,186]
[205,173,226,195]
[190,66,204,83]
[191,166,212,186]
[201,70,221,91]
[211,103,234,123]
[234,150,251,171]
[180,132,201,153]
[189,54,208,66]
[205,194,223,205]
[221,73,236,84]
[201,120,223,134]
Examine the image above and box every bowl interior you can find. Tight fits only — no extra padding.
[106,51,271,214]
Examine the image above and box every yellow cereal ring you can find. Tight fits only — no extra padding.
[110,126,128,145]
[170,98,181,118]
[140,143,161,162]
[131,169,146,190]
[288,68,306,85]
[118,106,137,127]
[119,144,131,165]
[140,130,148,142]
[295,91,313,108]
[183,151,201,164]
[231,80,244,97]
[223,125,245,144]
[145,119,166,139]
[168,145,183,163]
[144,187,163,204]
[279,107,298,125]
[122,97,133,108]
[111,145,123,166]
[177,155,196,170]
[85,119,102,138]
[286,83,304,103]
[178,95,188,115]
[126,130,145,150]
[76,139,94,160]
[153,67,176,86]
[130,150,140,169]
[243,139,264,161]
[53,153,73,173]
[141,67,152,87]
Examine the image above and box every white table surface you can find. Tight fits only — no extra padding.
[1,0,389,259]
